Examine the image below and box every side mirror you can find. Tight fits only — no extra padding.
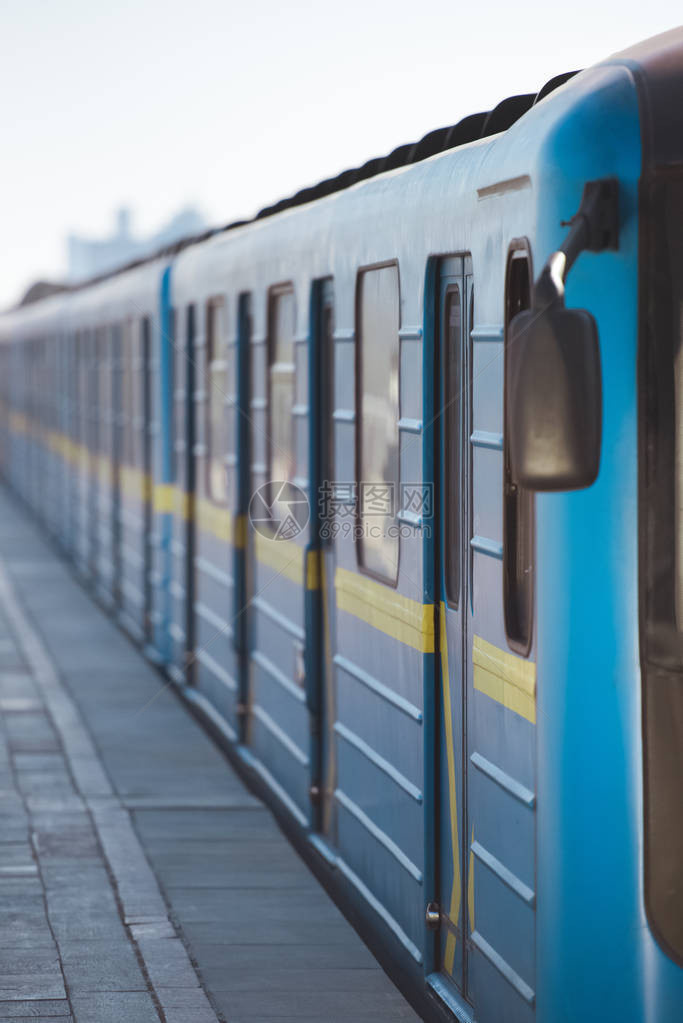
[507,300,601,491]
[507,178,618,492]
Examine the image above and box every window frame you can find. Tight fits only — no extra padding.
[205,296,228,505]
[266,282,297,488]
[503,240,535,656]
[442,280,463,609]
[354,259,401,587]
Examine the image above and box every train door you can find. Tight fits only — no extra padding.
[168,305,194,685]
[191,297,243,731]
[141,317,153,640]
[95,325,115,605]
[118,318,151,643]
[434,248,538,1023]
[75,331,90,577]
[435,255,473,999]
[308,278,336,836]
[247,285,311,824]
[87,331,99,581]
[150,272,174,665]
[112,323,123,608]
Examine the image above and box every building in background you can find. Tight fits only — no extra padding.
[66,206,205,283]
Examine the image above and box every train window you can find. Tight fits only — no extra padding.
[133,318,149,470]
[444,284,462,606]
[206,298,227,503]
[170,308,179,482]
[322,287,335,494]
[121,322,133,466]
[356,263,400,584]
[99,327,112,461]
[78,332,89,453]
[503,246,534,654]
[89,332,99,457]
[267,286,296,485]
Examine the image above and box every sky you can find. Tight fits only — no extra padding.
[1,0,681,307]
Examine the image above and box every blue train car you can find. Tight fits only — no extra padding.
[1,29,682,1023]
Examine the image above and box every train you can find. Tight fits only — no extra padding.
[1,27,682,1023]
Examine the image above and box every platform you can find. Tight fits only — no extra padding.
[0,488,419,1023]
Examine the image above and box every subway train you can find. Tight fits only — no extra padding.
[1,28,683,1023]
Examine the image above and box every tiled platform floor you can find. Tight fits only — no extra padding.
[0,489,419,1023]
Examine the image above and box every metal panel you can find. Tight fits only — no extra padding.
[190,297,241,731]
[246,285,311,823]
[117,318,151,643]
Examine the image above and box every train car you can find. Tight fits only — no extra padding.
[1,28,682,1023]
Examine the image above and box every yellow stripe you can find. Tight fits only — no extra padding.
[11,415,249,551]
[119,464,151,502]
[472,634,536,724]
[174,488,192,520]
[196,498,233,543]
[97,455,113,486]
[334,567,435,652]
[440,602,461,975]
[306,549,320,590]
[254,530,304,585]
[233,514,247,550]
[153,483,175,514]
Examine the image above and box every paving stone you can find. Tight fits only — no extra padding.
[0,999,71,1017]
[0,974,66,1002]
[25,797,84,815]
[153,987,213,1009]
[58,940,147,994]
[207,988,420,1020]
[0,843,35,868]
[0,675,38,700]
[163,1010,216,1023]
[222,1018,410,1023]
[31,815,99,861]
[168,885,348,926]
[0,949,61,974]
[68,991,159,1023]
[189,940,378,971]
[0,651,26,671]
[135,939,198,990]
[0,878,44,898]
[3,715,59,754]
[15,773,75,800]
[39,864,110,892]
[200,963,404,995]
[0,896,54,949]
[179,917,359,946]
[134,809,279,843]
[128,921,175,940]
[0,700,43,713]
[11,756,66,773]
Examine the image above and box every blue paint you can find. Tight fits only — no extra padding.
[535,67,683,1023]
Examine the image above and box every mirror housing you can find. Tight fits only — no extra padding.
[506,178,617,492]
[507,298,601,491]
